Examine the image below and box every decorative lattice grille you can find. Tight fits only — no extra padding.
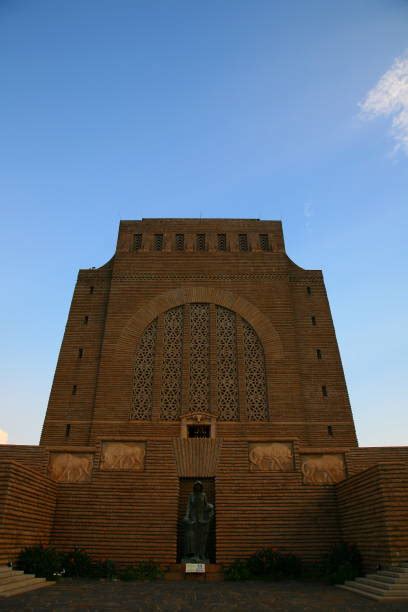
[133,233,142,251]
[216,306,239,420]
[132,302,269,423]
[217,234,227,251]
[153,234,163,251]
[189,303,210,412]
[259,234,269,251]
[175,233,184,251]
[242,320,268,420]
[160,306,184,419]
[196,233,206,251]
[238,234,249,251]
[131,318,157,419]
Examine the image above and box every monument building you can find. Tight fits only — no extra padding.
[1,218,407,571]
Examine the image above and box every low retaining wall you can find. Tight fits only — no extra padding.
[0,460,56,564]
[336,462,408,570]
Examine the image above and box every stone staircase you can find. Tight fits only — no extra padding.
[0,566,55,598]
[164,563,223,582]
[339,563,408,601]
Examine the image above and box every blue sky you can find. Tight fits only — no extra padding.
[1,1,407,446]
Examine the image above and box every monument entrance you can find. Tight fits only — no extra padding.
[177,477,216,563]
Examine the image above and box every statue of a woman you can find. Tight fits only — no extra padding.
[182,481,214,563]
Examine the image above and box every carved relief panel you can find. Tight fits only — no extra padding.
[249,442,293,472]
[48,452,93,483]
[100,442,145,471]
[301,453,346,485]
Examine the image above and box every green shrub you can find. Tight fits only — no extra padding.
[247,548,302,580]
[62,548,93,578]
[321,543,363,584]
[119,561,163,581]
[91,559,117,580]
[223,559,253,581]
[224,548,302,581]
[16,545,62,581]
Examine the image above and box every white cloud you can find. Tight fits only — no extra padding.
[0,429,8,444]
[304,202,313,218]
[360,52,408,154]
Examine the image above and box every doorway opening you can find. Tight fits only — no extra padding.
[177,477,216,563]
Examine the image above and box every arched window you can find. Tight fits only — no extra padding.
[131,303,268,421]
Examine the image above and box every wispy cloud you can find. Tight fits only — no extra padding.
[0,429,8,444]
[304,201,314,231]
[360,52,408,155]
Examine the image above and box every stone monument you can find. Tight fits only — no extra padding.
[182,481,214,563]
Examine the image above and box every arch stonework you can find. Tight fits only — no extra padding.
[115,286,284,367]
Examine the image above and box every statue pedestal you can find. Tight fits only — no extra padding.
[164,564,223,582]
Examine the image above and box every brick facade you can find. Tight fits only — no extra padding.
[1,218,406,569]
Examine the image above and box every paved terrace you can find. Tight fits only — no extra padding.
[0,579,407,611]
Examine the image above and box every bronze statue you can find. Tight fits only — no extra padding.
[182,481,214,563]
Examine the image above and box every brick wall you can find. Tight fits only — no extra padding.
[0,445,48,473]
[0,461,56,564]
[336,462,408,570]
[50,440,179,565]
[40,218,357,450]
[216,439,341,564]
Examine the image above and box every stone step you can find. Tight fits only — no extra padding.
[0,573,38,587]
[379,570,408,581]
[0,568,24,577]
[344,581,389,596]
[342,580,408,598]
[0,579,54,598]
[355,577,394,590]
[339,584,408,602]
[338,584,383,601]
[365,573,403,585]
[0,576,46,595]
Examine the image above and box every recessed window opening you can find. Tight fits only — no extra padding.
[217,233,227,251]
[239,234,249,251]
[259,234,269,251]
[153,234,163,251]
[327,425,334,437]
[78,348,83,358]
[196,233,206,251]
[311,315,316,326]
[316,349,322,359]
[72,384,77,395]
[65,424,71,438]
[175,234,184,251]
[84,315,89,325]
[322,385,328,397]
[133,234,142,251]
[307,286,312,295]
[188,424,211,438]
[89,286,94,294]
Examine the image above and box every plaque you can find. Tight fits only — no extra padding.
[185,563,206,573]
